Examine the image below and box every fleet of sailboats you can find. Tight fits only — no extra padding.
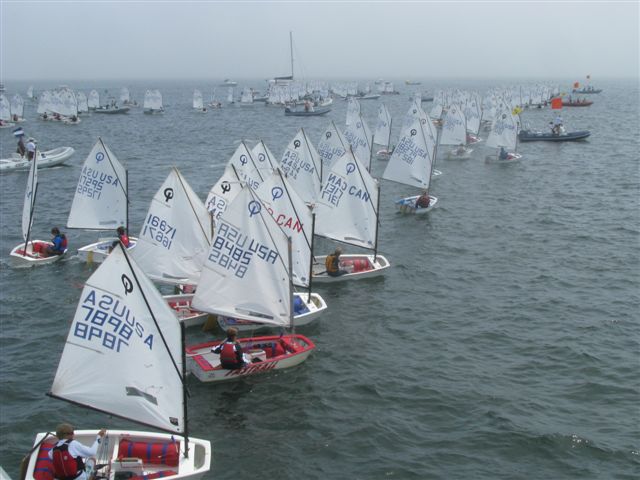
[4,72,572,480]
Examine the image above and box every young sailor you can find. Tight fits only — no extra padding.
[50,423,106,480]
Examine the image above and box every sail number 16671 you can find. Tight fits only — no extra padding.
[142,214,177,249]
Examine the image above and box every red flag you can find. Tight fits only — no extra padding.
[551,97,563,110]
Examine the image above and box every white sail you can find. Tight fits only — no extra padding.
[251,140,278,170]
[225,142,264,191]
[88,90,100,109]
[50,245,186,434]
[192,186,292,326]
[56,87,78,117]
[10,94,24,118]
[76,92,89,113]
[226,87,234,103]
[256,169,313,288]
[240,88,253,104]
[343,115,373,171]
[346,97,360,126]
[144,89,163,110]
[382,115,433,190]
[26,85,34,99]
[317,121,348,179]
[193,89,204,110]
[133,168,211,286]
[440,104,467,146]
[373,103,392,147]
[486,110,518,150]
[314,151,379,250]
[464,99,481,135]
[67,139,128,230]
[279,128,322,205]
[206,165,243,222]
[0,95,11,121]
[37,90,53,114]
[22,154,38,242]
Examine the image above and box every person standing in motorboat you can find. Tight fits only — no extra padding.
[325,247,348,277]
[551,115,563,135]
[211,327,250,369]
[49,423,106,480]
[14,128,26,156]
[415,191,431,209]
[26,137,36,160]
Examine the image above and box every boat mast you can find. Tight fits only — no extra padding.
[287,236,294,333]
[289,31,294,80]
[180,322,190,458]
[23,154,38,256]
[373,181,381,262]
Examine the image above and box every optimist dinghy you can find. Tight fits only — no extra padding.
[69,138,137,263]
[188,186,318,381]
[383,101,440,216]
[313,151,390,282]
[20,244,212,480]
[9,153,68,267]
[186,334,315,383]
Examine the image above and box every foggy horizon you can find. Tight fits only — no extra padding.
[2,1,638,83]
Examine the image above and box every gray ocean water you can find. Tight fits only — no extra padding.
[0,78,638,480]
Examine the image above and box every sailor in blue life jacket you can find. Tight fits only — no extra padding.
[49,423,106,480]
[499,146,509,160]
[45,227,68,257]
[212,327,251,369]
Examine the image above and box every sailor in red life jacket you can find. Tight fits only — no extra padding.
[49,423,106,480]
[109,226,130,252]
[212,327,250,369]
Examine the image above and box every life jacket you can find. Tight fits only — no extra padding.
[325,255,338,273]
[119,234,130,247]
[60,234,68,250]
[52,440,84,480]
[219,341,239,365]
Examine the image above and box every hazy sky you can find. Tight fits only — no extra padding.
[1,1,638,81]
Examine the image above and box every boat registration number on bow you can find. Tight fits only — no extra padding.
[224,360,278,377]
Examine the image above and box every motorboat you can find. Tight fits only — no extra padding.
[0,147,74,173]
[518,129,591,142]
[284,106,331,116]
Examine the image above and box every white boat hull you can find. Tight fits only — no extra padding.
[217,292,328,331]
[186,334,315,383]
[447,147,473,159]
[164,293,210,328]
[396,195,439,214]
[165,291,327,330]
[77,237,138,263]
[0,147,75,173]
[22,430,211,480]
[9,240,67,268]
[485,152,522,163]
[312,254,391,283]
